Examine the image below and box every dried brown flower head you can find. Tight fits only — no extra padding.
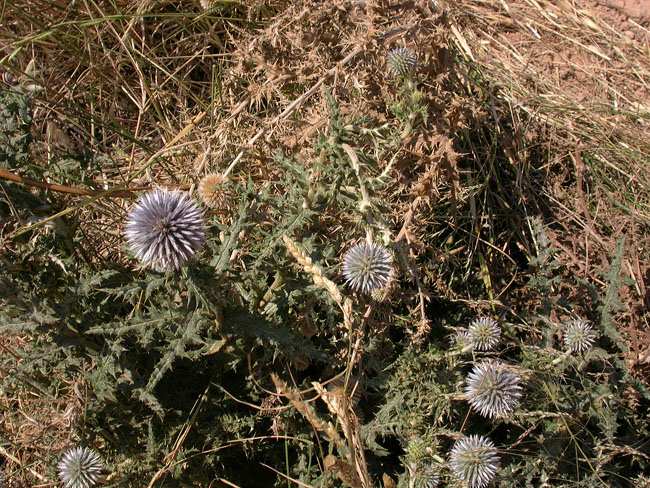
[198,173,229,210]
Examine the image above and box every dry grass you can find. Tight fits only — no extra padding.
[1,0,649,484]
[0,336,86,487]
[446,0,650,375]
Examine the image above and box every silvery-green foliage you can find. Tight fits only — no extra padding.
[464,361,522,419]
[58,447,103,488]
[386,47,418,78]
[449,435,499,488]
[468,317,500,351]
[0,89,32,170]
[124,189,205,272]
[562,319,597,353]
[600,238,627,350]
[342,242,393,295]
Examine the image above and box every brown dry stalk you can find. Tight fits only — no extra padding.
[280,235,371,486]
[281,234,344,306]
[136,111,207,175]
[0,168,143,198]
[281,235,356,339]
[271,374,346,452]
[0,445,46,482]
[0,168,193,242]
[146,385,210,488]
[313,382,371,488]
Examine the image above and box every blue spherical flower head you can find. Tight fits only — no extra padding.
[563,319,598,353]
[342,242,393,295]
[449,435,499,488]
[468,317,501,351]
[464,361,522,419]
[58,447,103,488]
[414,463,440,488]
[124,189,205,272]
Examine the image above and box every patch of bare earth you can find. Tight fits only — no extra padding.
[598,0,650,21]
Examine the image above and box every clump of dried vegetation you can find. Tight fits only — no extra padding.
[1,0,648,486]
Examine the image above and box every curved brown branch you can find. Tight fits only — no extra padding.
[0,168,185,198]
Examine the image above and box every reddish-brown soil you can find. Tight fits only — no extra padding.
[598,0,650,21]
[589,0,650,43]
[467,0,650,104]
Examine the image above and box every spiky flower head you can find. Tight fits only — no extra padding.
[465,361,522,419]
[58,447,103,488]
[124,189,205,272]
[413,463,440,488]
[454,329,473,350]
[406,437,430,462]
[198,173,228,210]
[468,317,501,351]
[386,47,417,78]
[342,242,393,295]
[563,319,598,353]
[449,435,499,488]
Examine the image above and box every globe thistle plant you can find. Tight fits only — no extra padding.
[563,319,598,353]
[468,317,501,351]
[342,242,393,295]
[58,447,103,488]
[449,435,499,488]
[464,361,522,419]
[386,47,417,78]
[124,189,205,272]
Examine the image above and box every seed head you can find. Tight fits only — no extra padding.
[58,447,103,488]
[386,47,417,77]
[468,317,501,351]
[198,173,228,210]
[124,189,205,272]
[449,435,499,488]
[342,242,393,295]
[563,319,597,353]
[465,361,522,419]
[327,376,363,407]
